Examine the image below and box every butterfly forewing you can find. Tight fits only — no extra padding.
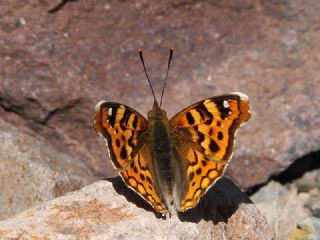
[169,93,250,211]
[94,101,167,214]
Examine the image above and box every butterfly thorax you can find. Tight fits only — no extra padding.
[147,101,176,211]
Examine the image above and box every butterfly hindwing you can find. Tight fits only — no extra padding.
[94,101,167,214]
[121,144,167,214]
[169,92,250,211]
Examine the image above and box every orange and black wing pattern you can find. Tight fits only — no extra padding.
[169,92,250,211]
[94,101,167,214]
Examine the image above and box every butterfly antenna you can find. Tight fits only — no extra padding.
[160,48,174,107]
[139,49,157,103]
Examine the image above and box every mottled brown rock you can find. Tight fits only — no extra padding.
[0,0,319,187]
[0,119,94,220]
[0,178,274,239]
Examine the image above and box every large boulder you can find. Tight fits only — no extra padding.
[0,119,94,220]
[0,178,274,239]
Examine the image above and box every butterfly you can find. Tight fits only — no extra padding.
[93,49,250,215]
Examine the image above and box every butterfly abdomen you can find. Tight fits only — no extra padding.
[149,118,176,209]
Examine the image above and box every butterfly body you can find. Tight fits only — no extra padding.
[147,101,187,213]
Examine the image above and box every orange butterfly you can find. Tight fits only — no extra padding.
[94,49,250,215]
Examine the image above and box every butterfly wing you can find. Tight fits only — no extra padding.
[169,92,250,211]
[94,101,167,214]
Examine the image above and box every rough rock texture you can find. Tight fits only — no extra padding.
[252,181,310,239]
[0,118,94,220]
[296,169,320,219]
[0,178,274,239]
[0,0,319,187]
[252,166,320,239]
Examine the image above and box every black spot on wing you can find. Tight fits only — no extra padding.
[132,115,138,129]
[209,140,220,153]
[186,112,195,125]
[146,176,152,184]
[120,146,127,159]
[195,107,205,120]
[215,99,230,119]
[198,102,213,119]
[120,108,130,130]
[140,173,145,180]
[218,131,223,140]
[108,107,117,127]
[204,119,213,125]
[116,139,120,147]
[127,133,135,150]
[194,126,205,146]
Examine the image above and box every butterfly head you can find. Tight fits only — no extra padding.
[147,100,168,121]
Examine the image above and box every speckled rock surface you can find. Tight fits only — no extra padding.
[0,0,319,188]
[0,178,274,239]
[252,166,320,239]
[0,118,94,220]
[252,181,310,239]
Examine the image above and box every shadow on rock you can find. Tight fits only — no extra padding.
[105,176,163,217]
[105,176,252,223]
[178,177,252,224]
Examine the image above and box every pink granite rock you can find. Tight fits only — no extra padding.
[0,119,94,220]
[0,0,319,188]
[0,178,274,239]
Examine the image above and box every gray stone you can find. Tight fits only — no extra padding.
[0,119,94,220]
[284,217,320,240]
[252,181,310,239]
[296,169,320,193]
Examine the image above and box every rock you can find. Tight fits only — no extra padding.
[0,0,319,187]
[252,181,310,239]
[0,178,274,239]
[294,169,320,220]
[284,217,320,240]
[312,202,320,218]
[0,119,94,221]
[296,169,320,193]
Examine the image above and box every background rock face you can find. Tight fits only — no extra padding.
[0,118,94,220]
[0,178,274,239]
[0,0,319,189]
